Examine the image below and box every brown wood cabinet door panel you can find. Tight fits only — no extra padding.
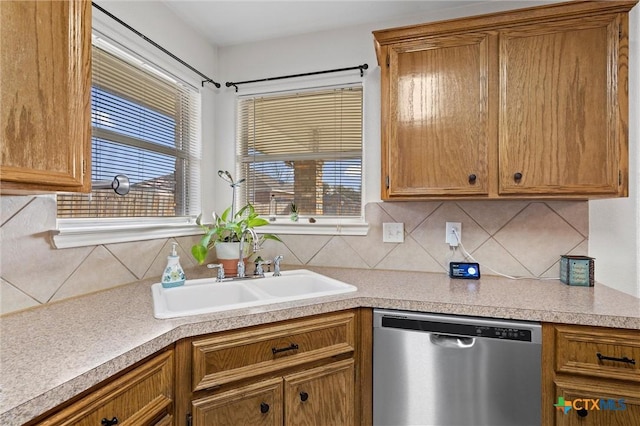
[553,325,640,382]
[191,378,283,426]
[499,15,623,196]
[552,376,640,425]
[386,34,491,197]
[153,414,173,426]
[37,350,174,426]
[192,311,356,391]
[284,359,355,426]
[119,396,173,426]
[0,0,91,192]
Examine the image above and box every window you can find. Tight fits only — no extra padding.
[57,36,201,219]
[237,85,363,221]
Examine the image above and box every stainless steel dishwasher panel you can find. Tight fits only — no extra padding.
[373,309,542,426]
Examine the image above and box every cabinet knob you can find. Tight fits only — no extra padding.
[513,172,523,182]
[300,391,309,402]
[576,408,588,418]
[101,418,119,426]
[260,402,270,414]
[468,174,477,184]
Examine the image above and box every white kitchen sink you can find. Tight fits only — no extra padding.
[251,273,356,298]
[151,269,357,319]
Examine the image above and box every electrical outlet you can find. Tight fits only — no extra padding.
[383,222,404,243]
[445,222,461,246]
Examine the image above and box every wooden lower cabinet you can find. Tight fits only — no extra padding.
[179,309,369,426]
[35,349,174,426]
[28,309,373,426]
[191,359,354,426]
[542,323,640,425]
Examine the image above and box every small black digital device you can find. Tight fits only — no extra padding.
[449,262,481,279]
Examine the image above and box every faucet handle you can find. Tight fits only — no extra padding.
[255,261,264,277]
[207,263,225,281]
[273,255,284,276]
[254,257,272,276]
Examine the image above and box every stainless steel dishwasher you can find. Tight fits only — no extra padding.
[373,309,542,426]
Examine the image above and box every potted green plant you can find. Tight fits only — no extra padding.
[191,203,281,272]
[289,202,299,222]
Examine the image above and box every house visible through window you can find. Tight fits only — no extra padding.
[237,85,363,219]
[57,36,201,218]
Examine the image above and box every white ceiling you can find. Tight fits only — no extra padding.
[161,1,555,47]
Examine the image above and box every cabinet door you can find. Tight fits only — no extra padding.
[37,350,174,426]
[385,33,492,198]
[191,378,283,426]
[284,359,355,426]
[0,0,91,193]
[551,376,640,425]
[499,14,625,196]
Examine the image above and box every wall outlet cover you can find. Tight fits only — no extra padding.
[446,222,461,246]
[383,222,404,243]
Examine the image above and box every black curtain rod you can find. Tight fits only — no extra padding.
[225,64,368,92]
[91,2,220,88]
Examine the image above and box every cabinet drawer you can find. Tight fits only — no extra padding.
[37,350,174,426]
[191,311,356,391]
[553,325,640,382]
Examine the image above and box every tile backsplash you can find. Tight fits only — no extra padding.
[0,196,588,315]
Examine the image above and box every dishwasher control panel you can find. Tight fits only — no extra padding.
[475,325,532,341]
[381,316,534,342]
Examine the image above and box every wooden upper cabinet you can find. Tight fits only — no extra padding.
[387,33,491,197]
[0,0,91,194]
[375,0,636,200]
[499,14,626,196]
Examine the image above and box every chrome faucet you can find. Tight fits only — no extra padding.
[237,228,259,278]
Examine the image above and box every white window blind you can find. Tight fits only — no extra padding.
[57,40,201,218]
[237,85,363,218]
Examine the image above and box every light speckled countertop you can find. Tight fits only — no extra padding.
[1,266,639,425]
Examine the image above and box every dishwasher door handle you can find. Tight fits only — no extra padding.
[430,334,475,348]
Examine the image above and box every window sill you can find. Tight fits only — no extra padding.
[259,217,369,236]
[52,217,202,249]
[52,217,369,249]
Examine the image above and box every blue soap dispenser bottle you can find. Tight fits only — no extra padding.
[161,242,186,288]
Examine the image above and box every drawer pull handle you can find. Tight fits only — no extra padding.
[596,352,636,365]
[300,391,309,402]
[260,402,270,414]
[101,418,119,426]
[272,343,299,355]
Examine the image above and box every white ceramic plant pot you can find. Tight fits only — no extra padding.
[215,242,248,276]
